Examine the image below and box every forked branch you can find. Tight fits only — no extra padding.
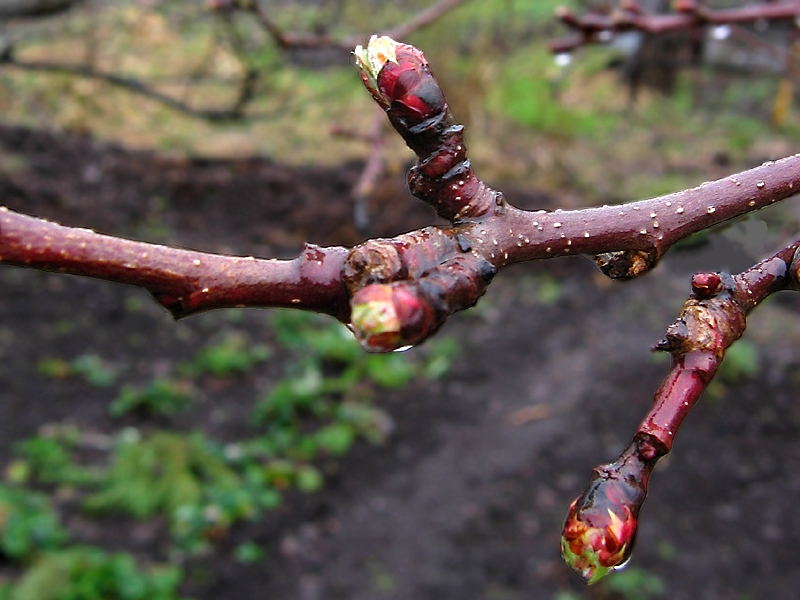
[562,240,800,583]
[1,35,800,585]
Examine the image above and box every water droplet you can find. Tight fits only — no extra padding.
[653,221,659,228]
[707,207,716,214]
[538,226,543,231]
[533,221,539,226]
[546,247,551,253]
[632,206,640,211]
[393,345,413,353]
[554,53,572,68]
[711,24,731,40]
[756,180,765,188]
[650,212,657,218]
[524,237,530,244]
[553,222,562,228]
[493,239,499,245]
[584,232,590,238]
[676,207,684,214]
[748,200,756,207]
[665,201,672,207]
[193,259,201,266]
[639,229,647,235]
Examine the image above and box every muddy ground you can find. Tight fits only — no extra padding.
[2,124,800,600]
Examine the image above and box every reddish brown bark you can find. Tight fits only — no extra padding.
[562,240,800,583]
[0,208,351,321]
[550,1,800,54]
[3,36,800,583]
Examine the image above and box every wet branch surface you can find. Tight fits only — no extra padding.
[2,35,800,584]
[562,240,800,582]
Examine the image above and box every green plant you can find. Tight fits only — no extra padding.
[83,431,284,553]
[0,485,68,561]
[109,379,193,417]
[37,354,116,387]
[11,433,102,487]
[1,547,184,600]
[602,566,665,600]
[84,431,240,519]
[184,333,271,377]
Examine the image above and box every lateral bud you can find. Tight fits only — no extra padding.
[349,283,434,353]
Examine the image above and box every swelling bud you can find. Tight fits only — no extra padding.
[349,283,433,352]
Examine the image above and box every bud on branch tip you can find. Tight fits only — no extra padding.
[354,35,399,108]
[561,498,636,584]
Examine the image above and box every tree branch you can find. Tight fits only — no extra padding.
[3,37,800,354]
[0,208,351,321]
[549,1,800,54]
[237,0,469,50]
[0,52,256,122]
[561,239,800,583]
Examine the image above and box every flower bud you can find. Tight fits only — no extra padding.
[354,36,399,108]
[561,440,653,584]
[354,35,445,123]
[350,283,433,352]
[561,495,637,584]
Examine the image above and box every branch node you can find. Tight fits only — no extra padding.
[593,249,657,280]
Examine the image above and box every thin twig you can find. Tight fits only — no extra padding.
[0,55,253,121]
[549,1,800,54]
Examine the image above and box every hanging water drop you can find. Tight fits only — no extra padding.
[711,24,731,40]
[554,53,572,68]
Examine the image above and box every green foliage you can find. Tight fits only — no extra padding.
[2,547,183,600]
[183,333,271,377]
[234,542,264,564]
[718,340,759,384]
[109,379,192,417]
[38,354,116,387]
[601,566,665,600]
[11,433,101,487]
[84,431,239,519]
[254,312,456,460]
[83,431,286,553]
[0,485,68,561]
[487,47,618,139]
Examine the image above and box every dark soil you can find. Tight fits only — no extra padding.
[2,123,800,600]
